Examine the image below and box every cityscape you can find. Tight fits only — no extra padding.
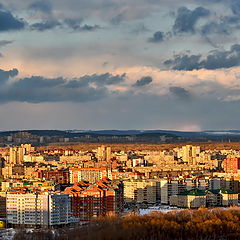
[1,139,240,239]
[1,0,240,239]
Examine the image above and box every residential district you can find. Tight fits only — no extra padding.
[0,143,240,228]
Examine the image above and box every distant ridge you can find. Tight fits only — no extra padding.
[1,129,240,139]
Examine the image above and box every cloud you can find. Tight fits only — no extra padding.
[0,8,25,31]
[0,40,13,46]
[164,54,202,71]
[30,20,61,31]
[0,69,126,103]
[78,24,100,31]
[132,76,153,87]
[201,21,230,35]
[231,0,240,15]
[64,18,83,30]
[30,18,100,32]
[173,6,210,33]
[0,68,18,83]
[66,73,126,88]
[13,76,65,88]
[1,64,240,130]
[64,18,101,31]
[164,44,240,70]
[148,31,165,43]
[169,86,190,100]
[221,95,240,102]
[200,14,240,40]
[28,0,52,14]
[111,13,125,25]
[0,40,13,56]
[131,23,149,34]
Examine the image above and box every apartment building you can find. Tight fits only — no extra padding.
[124,179,157,203]
[170,189,206,208]
[170,188,238,208]
[159,176,233,204]
[223,158,240,173]
[6,190,75,227]
[160,178,186,204]
[32,169,70,184]
[69,167,111,183]
[64,179,123,221]
[219,189,238,206]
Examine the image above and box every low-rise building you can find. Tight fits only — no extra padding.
[170,189,206,208]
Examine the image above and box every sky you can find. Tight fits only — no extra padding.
[0,0,240,131]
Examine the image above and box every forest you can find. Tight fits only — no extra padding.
[13,207,240,240]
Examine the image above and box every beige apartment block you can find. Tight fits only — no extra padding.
[160,179,171,204]
[124,179,157,203]
[221,190,238,206]
[170,189,206,208]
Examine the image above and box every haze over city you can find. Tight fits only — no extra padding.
[0,0,239,130]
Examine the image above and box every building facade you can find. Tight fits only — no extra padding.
[6,190,74,227]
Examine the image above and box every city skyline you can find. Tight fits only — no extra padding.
[0,0,239,130]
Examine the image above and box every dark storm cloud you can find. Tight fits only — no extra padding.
[3,83,107,103]
[30,20,61,31]
[148,31,165,43]
[31,18,100,32]
[164,54,202,71]
[29,0,52,14]
[198,0,240,38]
[169,86,190,100]
[0,8,25,31]
[0,2,100,33]
[173,6,210,33]
[68,73,126,87]
[0,70,126,103]
[79,24,100,31]
[14,76,65,88]
[64,17,100,31]
[133,76,153,87]
[64,18,83,30]
[164,44,240,70]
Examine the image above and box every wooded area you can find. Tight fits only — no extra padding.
[14,207,240,240]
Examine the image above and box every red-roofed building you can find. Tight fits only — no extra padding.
[64,179,123,222]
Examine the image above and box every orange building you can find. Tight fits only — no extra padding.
[223,158,240,173]
[64,179,123,222]
[32,169,70,184]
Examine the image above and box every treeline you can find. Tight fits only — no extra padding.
[14,207,240,240]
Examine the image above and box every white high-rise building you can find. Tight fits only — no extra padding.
[6,191,75,227]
